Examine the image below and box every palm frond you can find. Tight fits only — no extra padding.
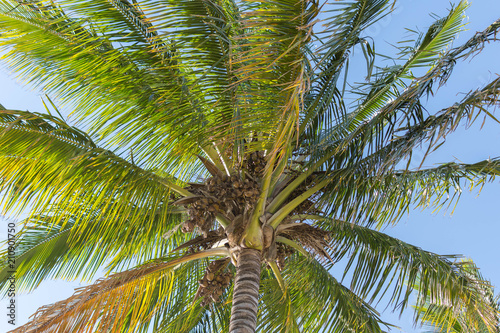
[300,0,391,140]
[311,0,468,158]
[155,259,233,333]
[316,0,391,66]
[258,255,390,333]
[257,264,300,333]
[0,204,187,294]
[269,65,500,217]
[0,0,236,171]
[229,0,320,158]
[319,157,500,227]
[11,249,228,333]
[270,59,500,217]
[301,11,499,176]
[315,219,499,332]
[0,110,195,254]
[413,260,500,333]
[351,0,466,126]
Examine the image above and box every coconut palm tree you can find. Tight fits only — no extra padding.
[0,0,499,332]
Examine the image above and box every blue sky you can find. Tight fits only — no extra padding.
[0,0,499,332]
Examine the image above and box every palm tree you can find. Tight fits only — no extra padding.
[0,0,499,332]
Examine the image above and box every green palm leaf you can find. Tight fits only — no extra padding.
[318,157,500,226]
[259,255,391,332]
[0,207,186,293]
[316,218,499,330]
[0,109,188,219]
[414,260,500,333]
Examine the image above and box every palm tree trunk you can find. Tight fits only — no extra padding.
[229,248,262,333]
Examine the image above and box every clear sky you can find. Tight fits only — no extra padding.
[0,1,499,332]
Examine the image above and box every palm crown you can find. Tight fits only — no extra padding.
[0,0,499,332]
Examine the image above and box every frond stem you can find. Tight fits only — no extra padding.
[268,178,330,228]
[200,144,227,176]
[275,236,309,257]
[268,261,286,293]
[157,179,192,197]
[245,152,278,249]
[267,158,327,214]
[171,247,230,269]
[216,214,230,228]
[288,214,327,221]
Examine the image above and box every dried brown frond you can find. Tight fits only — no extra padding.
[277,223,331,261]
[197,154,224,178]
[10,253,212,333]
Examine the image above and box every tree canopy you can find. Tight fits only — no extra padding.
[0,0,499,332]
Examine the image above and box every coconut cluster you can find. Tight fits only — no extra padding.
[181,196,219,235]
[198,258,233,306]
[180,174,260,236]
[243,151,267,178]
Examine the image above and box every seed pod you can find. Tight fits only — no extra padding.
[181,221,195,233]
[199,278,209,287]
[207,272,215,281]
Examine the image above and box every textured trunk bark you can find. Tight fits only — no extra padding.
[229,248,262,333]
